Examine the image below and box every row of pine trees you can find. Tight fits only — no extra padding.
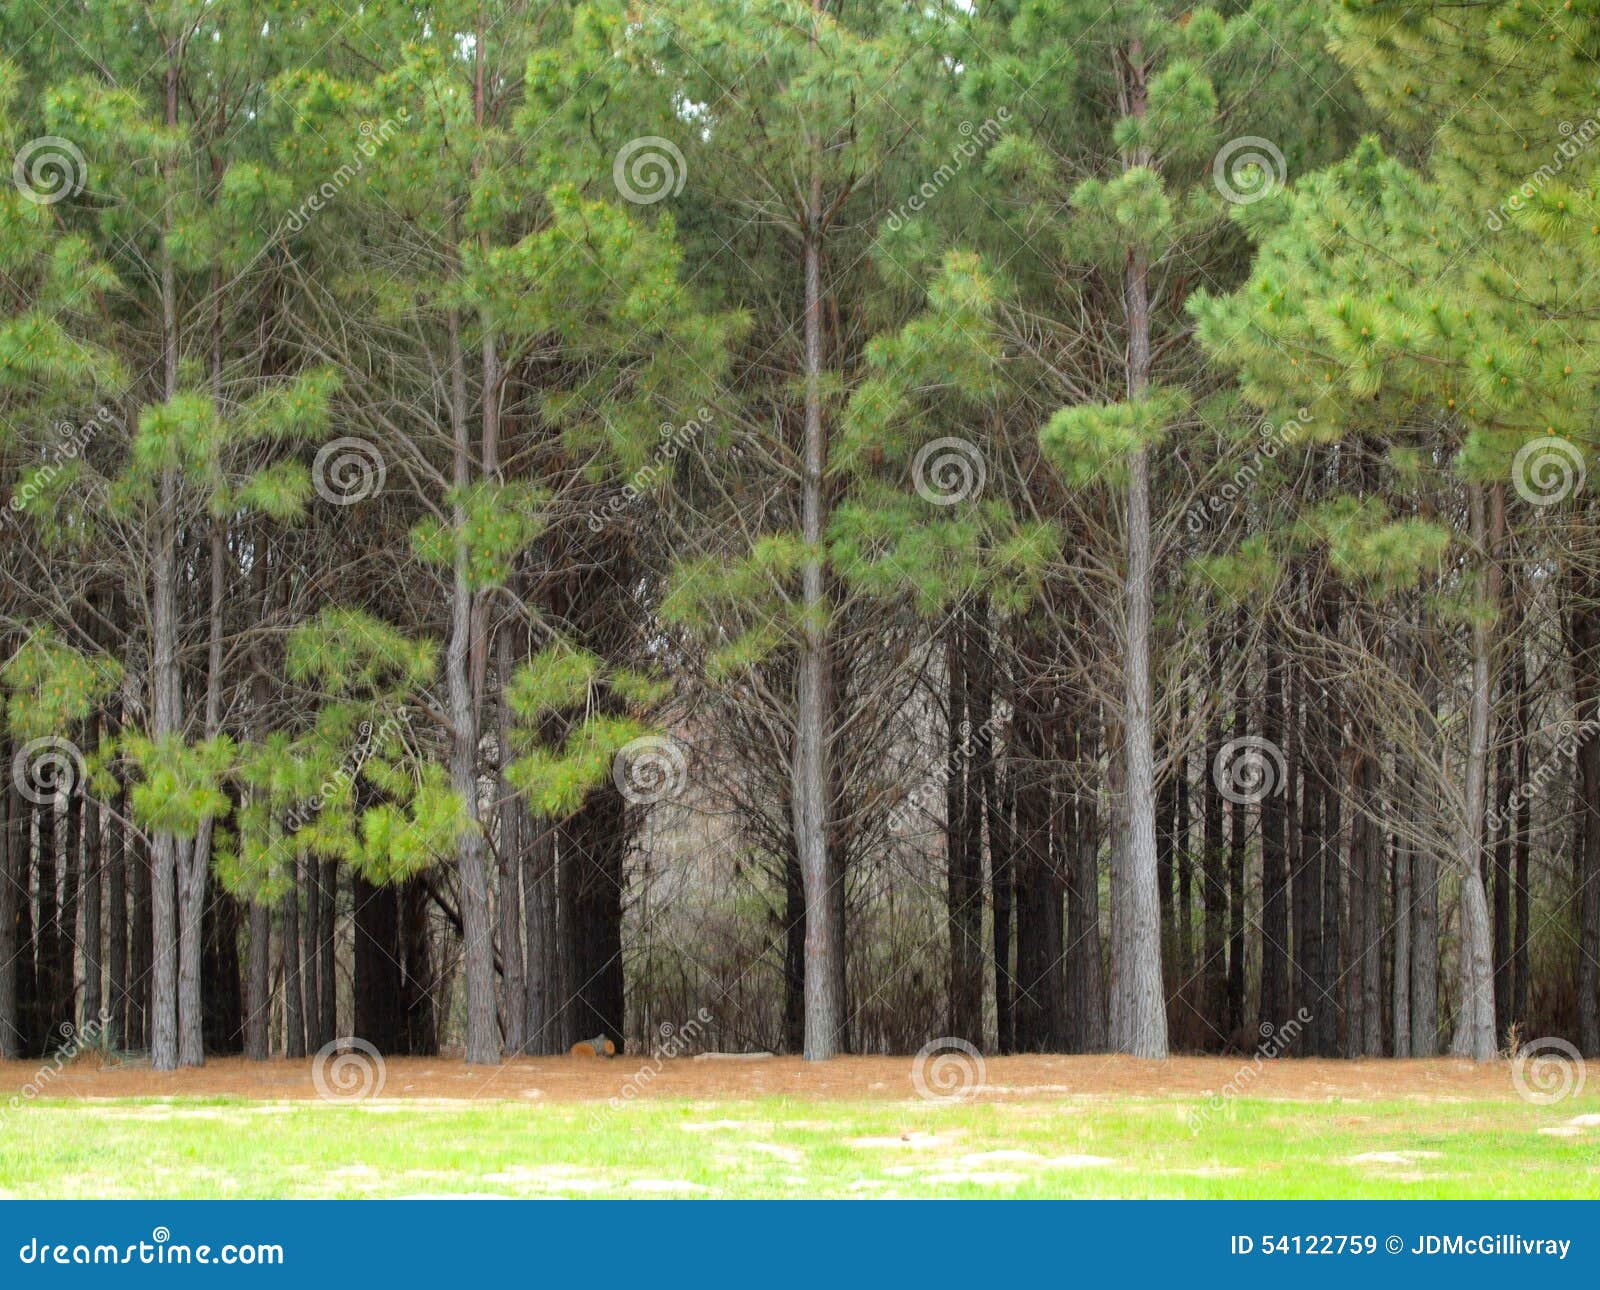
[0,0,1597,1068]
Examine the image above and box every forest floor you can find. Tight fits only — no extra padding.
[2,1053,1596,1198]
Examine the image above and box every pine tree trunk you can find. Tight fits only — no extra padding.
[1202,635,1226,1033]
[0,748,17,1059]
[82,712,102,1029]
[1571,539,1600,1055]
[107,789,127,1049]
[497,731,527,1055]
[130,830,151,1052]
[445,306,499,1067]
[1066,725,1107,1051]
[245,899,271,1060]
[1011,660,1063,1051]
[1294,642,1324,1053]
[317,859,336,1045]
[1450,485,1497,1060]
[793,139,841,1058]
[283,868,306,1059]
[1393,824,1412,1058]
[1512,640,1531,1031]
[522,820,559,1054]
[148,58,183,1074]
[944,610,981,1044]
[1258,630,1290,1034]
[989,757,1015,1054]
[1227,618,1248,1036]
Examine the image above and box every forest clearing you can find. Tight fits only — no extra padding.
[3,1055,1596,1199]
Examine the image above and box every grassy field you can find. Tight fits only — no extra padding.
[4,1093,1597,1198]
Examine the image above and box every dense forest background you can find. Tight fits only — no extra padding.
[0,0,1597,1071]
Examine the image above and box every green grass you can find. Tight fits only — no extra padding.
[3,1094,1597,1198]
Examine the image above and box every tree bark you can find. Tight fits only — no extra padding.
[1449,485,1498,1061]
[1258,628,1290,1035]
[0,745,17,1058]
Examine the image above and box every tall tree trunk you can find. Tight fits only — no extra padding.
[1294,636,1325,1052]
[1202,632,1226,1033]
[147,56,183,1074]
[497,668,527,1056]
[1012,661,1064,1052]
[792,80,841,1056]
[944,610,982,1044]
[1107,38,1167,1059]
[317,859,336,1046]
[130,829,151,1052]
[353,873,401,1053]
[107,784,127,1048]
[1393,822,1412,1058]
[1065,725,1107,1051]
[1227,616,1248,1036]
[283,865,306,1060]
[1512,636,1531,1031]
[989,755,1015,1054]
[522,819,560,1054]
[245,899,271,1060]
[0,745,17,1058]
[1450,485,1498,1060]
[82,712,102,1029]
[445,305,499,1066]
[1258,627,1290,1035]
